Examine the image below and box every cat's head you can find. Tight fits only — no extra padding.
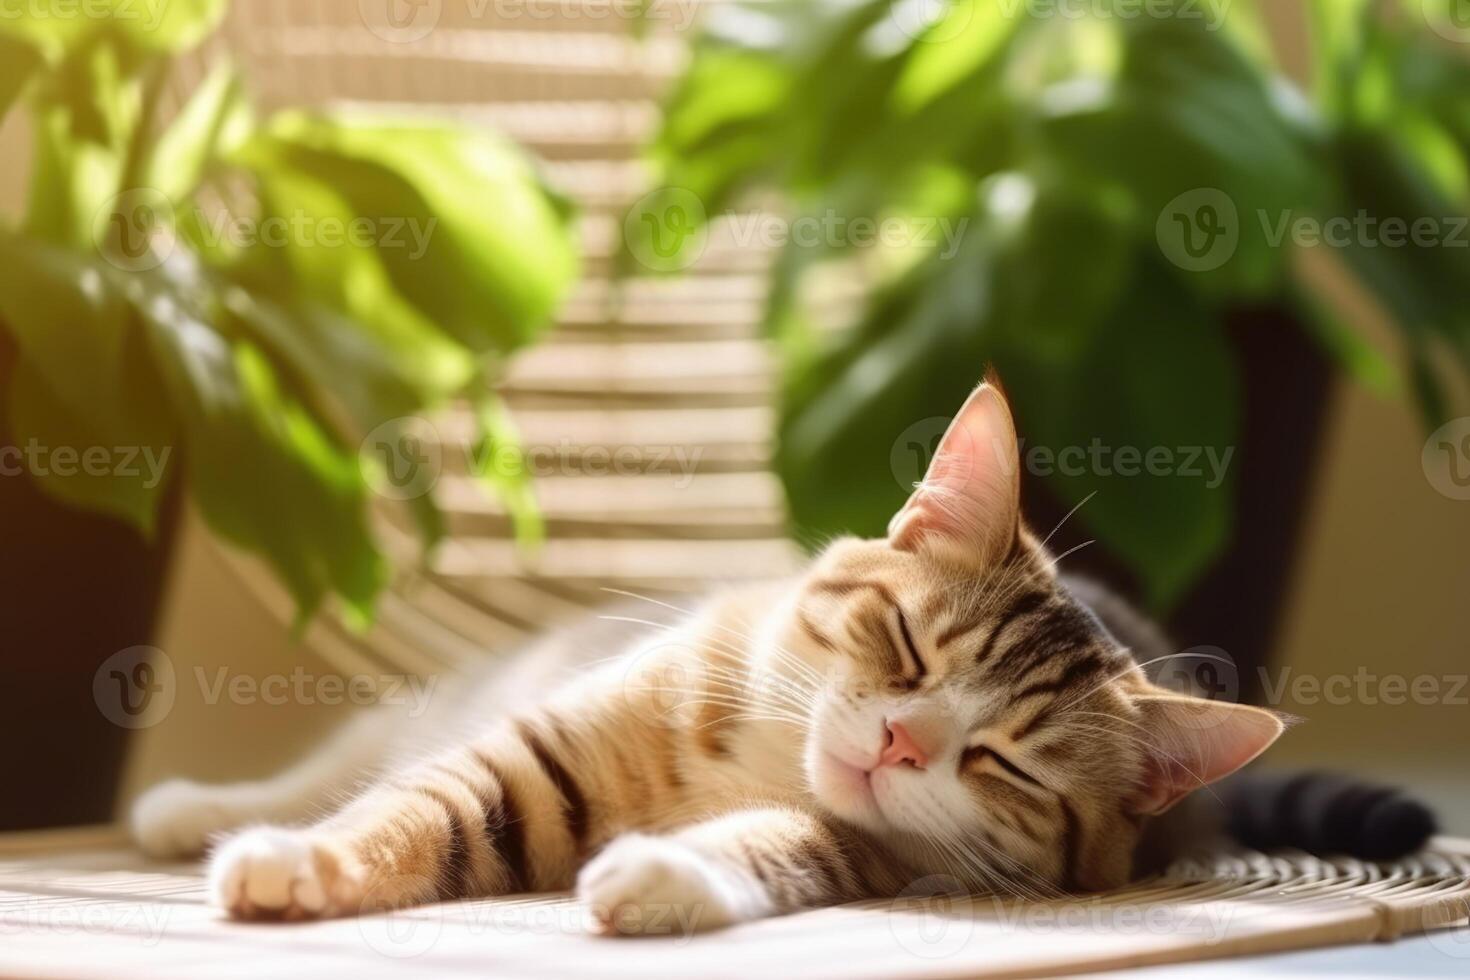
[781,377,1283,892]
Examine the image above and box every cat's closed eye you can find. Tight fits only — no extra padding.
[961,744,1046,790]
[891,607,926,681]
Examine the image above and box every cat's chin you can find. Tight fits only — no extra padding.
[808,750,891,832]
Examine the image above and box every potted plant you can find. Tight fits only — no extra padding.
[636,0,1470,695]
[0,2,578,828]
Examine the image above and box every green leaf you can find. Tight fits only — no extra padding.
[6,355,173,533]
[1000,261,1238,611]
[0,1,223,55]
[133,253,388,623]
[471,391,543,549]
[219,286,449,556]
[236,161,478,402]
[0,229,145,437]
[777,210,1234,608]
[245,111,578,356]
[145,58,248,201]
[1041,16,1322,297]
[0,231,176,533]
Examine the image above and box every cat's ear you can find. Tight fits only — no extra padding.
[1128,694,1285,815]
[888,374,1021,564]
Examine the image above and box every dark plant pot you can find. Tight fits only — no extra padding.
[1023,302,1334,704]
[0,333,182,831]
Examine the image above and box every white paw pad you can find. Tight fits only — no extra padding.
[576,835,748,935]
[209,827,363,921]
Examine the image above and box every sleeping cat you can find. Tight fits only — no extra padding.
[131,376,1434,930]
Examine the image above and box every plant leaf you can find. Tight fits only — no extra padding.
[471,391,544,550]
[144,58,248,201]
[246,111,579,356]
[5,355,173,534]
[130,253,387,623]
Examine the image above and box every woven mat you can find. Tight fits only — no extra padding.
[0,827,1465,979]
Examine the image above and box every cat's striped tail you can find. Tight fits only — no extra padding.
[1220,771,1437,861]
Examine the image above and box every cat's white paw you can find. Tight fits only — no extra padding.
[131,779,245,859]
[209,827,364,921]
[577,835,759,935]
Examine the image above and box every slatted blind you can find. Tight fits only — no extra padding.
[172,0,802,674]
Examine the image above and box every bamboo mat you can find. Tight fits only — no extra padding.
[0,828,1465,979]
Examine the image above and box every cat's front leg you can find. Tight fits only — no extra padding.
[210,721,584,920]
[577,806,876,934]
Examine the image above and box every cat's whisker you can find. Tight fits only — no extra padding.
[1038,490,1098,553]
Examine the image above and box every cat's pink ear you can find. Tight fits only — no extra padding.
[1129,695,1286,815]
[888,375,1021,564]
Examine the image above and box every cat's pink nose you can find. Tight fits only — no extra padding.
[878,721,928,770]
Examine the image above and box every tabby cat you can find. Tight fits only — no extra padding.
[132,377,1434,931]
